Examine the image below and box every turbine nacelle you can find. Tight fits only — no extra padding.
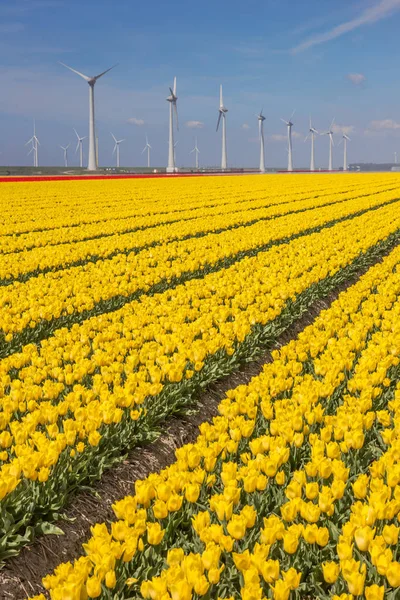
[60,62,117,86]
[166,77,179,131]
[281,110,295,129]
[111,133,124,154]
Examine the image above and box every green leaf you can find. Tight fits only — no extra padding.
[35,521,65,536]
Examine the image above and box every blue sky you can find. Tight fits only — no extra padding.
[1,0,400,168]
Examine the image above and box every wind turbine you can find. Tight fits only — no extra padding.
[25,120,40,167]
[142,135,151,168]
[60,62,117,171]
[166,77,178,173]
[323,119,335,171]
[111,133,124,168]
[216,85,228,170]
[60,143,70,167]
[257,109,266,173]
[190,137,200,169]
[339,134,351,171]
[281,111,295,172]
[304,117,319,172]
[74,128,86,168]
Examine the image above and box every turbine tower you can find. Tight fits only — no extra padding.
[281,111,295,172]
[257,109,266,173]
[74,128,86,168]
[323,119,335,171]
[111,133,124,168]
[340,134,351,171]
[25,120,40,167]
[142,135,152,168]
[304,117,319,172]
[166,77,178,173]
[190,137,200,169]
[216,85,228,170]
[60,143,70,167]
[60,62,117,171]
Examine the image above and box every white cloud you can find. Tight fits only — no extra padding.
[269,134,286,142]
[0,22,24,33]
[269,131,302,142]
[369,119,400,130]
[291,0,400,53]
[127,117,145,126]
[347,73,366,85]
[185,120,204,129]
[242,123,250,130]
[332,124,355,135]
[364,119,400,137]
[0,1,62,16]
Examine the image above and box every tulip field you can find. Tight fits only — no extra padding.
[1,174,400,599]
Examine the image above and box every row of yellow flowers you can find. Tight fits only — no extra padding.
[1,175,390,283]
[1,199,400,559]
[0,175,363,254]
[29,224,400,600]
[1,186,399,340]
[0,174,369,237]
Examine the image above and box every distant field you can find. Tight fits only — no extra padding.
[1,174,400,599]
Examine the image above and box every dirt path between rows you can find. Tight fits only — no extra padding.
[0,247,393,600]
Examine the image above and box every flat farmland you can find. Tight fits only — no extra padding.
[1,174,400,599]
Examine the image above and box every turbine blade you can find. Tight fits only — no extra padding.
[304,134,309,142]
[111,133,117,143]
[94,64,118,81]
[113,144,117,154]
[59,61,91,82]
[174,102,179,130]
[220,84,223,108]
[216,111,222,131]
[173,76,177,96]
[142,146,147,153]
[73,128,80,139]
[290,109,296,120]
[76,142,80,153]
[330,117,335,130]
[280,118,289,124]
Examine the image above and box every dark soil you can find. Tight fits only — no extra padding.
[0,254,390,600]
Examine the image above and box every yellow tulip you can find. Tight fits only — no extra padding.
[386,561,400,587]
[322,561,340,584]
[146,523,165,545]
[365,585,385,600]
